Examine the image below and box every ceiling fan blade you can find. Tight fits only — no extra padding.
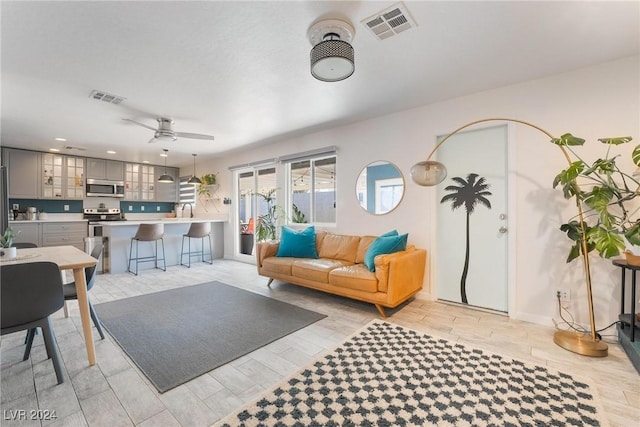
[122,118,157,131]
[175,131,215,141]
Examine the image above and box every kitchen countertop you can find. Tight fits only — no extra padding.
[10,219,88,223]
[97,218,226,226]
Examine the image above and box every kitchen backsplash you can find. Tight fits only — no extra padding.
[10,199,175,214]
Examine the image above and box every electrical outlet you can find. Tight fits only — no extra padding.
[156,206,160,211]
[12,204,19,210]
[141,206,145,211]
[556,288,570,302]
[64,205,69,211]
[128,205,133,211]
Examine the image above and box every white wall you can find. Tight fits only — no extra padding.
[187,55,639,329]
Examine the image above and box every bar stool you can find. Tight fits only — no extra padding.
[128,223,166,275]
[180,222,213,267]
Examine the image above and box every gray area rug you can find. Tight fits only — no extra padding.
[217,320,607,427]
[94,281,326,393]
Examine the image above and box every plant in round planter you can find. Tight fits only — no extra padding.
[553,134,640,264]
[0,226,17,258]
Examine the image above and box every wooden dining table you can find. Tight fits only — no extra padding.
[0,245,99,366]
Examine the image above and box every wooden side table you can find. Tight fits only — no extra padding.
[611,259,639,342]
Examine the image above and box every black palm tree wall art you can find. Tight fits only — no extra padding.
[440,173,493,304]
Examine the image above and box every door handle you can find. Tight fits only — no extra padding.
[499,226,508,234]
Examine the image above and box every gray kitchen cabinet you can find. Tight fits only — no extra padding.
[87,158,124,181]
[41,221,87,250]
[124,163,156,200]
[1,148,41,198]
[41,153,84,199]
[10,222,41,246]
[155,167,178,202]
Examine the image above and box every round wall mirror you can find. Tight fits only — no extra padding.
[356,161,405,215]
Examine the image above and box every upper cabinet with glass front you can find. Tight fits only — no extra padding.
[124,163,157,200]
[41,153,85,199]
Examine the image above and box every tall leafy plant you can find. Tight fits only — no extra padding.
[254,189,286,241]
[553,134,640,261]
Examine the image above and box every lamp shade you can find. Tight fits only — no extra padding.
[410,160,447,186]
[157,148,174,183]
[310,39,354,82]
[158,174,174,183]
[188,175,202,185]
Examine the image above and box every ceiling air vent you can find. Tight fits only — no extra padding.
[89,90,126,105]
[362,2,416,41]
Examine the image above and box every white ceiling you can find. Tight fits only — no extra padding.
[1,1,638,168]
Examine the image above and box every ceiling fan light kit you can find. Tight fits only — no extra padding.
[122,117,215,144]
[308,19,355,82]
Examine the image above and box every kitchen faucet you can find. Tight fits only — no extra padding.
[182,203,193,218]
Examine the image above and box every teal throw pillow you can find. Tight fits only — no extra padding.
[364,233,408,272]
[380,229,399,237]
[276,226,318,258]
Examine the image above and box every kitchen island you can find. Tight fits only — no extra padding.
[99,219,225,274]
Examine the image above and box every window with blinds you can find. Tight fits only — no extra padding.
[179,176,196,205]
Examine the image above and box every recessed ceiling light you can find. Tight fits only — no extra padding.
[142,160,150,164]
[106,150,116,154]
[49,148,61,152]
[54,137,67,142]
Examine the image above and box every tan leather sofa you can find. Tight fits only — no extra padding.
[256,231,427,317]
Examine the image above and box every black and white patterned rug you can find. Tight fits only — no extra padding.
[217,320,607,427]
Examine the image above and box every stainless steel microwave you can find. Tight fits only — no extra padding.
[86,179,125,198]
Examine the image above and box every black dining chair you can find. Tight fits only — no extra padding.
[1,261,66,384]
[24,243,105,361]
[13,242,38,249]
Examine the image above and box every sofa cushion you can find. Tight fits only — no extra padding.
[261,257,296,276]
[364,233,408,272]
[318,234,361,263]
[356,236,376,264]
[276,226,318,258]
[329,265,378,293]
[292,259,353,283]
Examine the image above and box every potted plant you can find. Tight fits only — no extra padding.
[254,188,289,241]
[553,134,640,264]
[197,172,219,197]
[0,226,17,258]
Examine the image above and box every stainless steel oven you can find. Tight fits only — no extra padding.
[83,208,124,273]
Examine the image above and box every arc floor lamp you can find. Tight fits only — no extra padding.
[410,117,607,357]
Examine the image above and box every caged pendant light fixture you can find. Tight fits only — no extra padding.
[157,149,175,183]
[308,19,355,82]
[187,154,202,185]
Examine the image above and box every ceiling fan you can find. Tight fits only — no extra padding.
[123,117,214,143]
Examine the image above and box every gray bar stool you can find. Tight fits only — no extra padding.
[180,222,213,267]
[128,223,166,275]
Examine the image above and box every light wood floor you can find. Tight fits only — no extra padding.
[1,260,637,426]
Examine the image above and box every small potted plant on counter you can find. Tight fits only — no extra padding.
[0,226,17,259]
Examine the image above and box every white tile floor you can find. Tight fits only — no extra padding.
[1,260,638,426]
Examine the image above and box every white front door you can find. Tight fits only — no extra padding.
[435,125,509,312]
